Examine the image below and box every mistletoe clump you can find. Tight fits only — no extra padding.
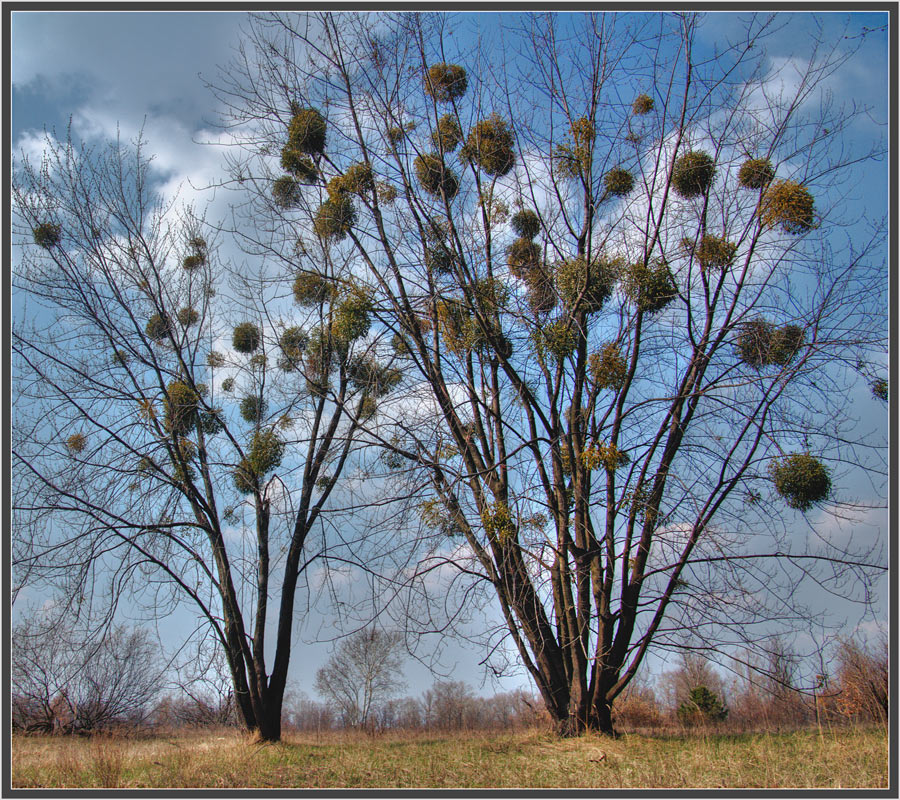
[736,318,805,368]
[328,163,374,198]
[507,237,542,278]
[692,234,738,272]
[623,259,677,314]
[436,299,478,355]
[272,175,303,209]
[233,459,258,495]
[481,501,515,543]
[332,286,373,344]
[33,222,61,249]
[248,429,285,476]
[461,114,515,177]
[425,243,456,276]
[556,255,617,313]
[286,107,327,155]
[313,195,356,241]
[232,322,261,354]
[737,157,775,190]
[672,150,716,198]
[769,452,831,511]
[424,63,468,102]
[292,271,335,307]
[280,148,319,184]
[239,395,267,424]
[414,154,460,199]
[145,313,172,344]
[510,208,541,240]
[604,167,634,197]
[871,378,888,402]
[523,267,557,314]
[758,179,815,234]
[279,326,308,364]
[164,381,199,435]
[431,114,463,152]
[66,433,87,454]
[632,93,654,115]
[533,319,578,362]
[348,355,402,397]
[177,307,199,327]
[590,342,628,390]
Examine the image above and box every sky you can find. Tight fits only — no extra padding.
[10,9,891,705]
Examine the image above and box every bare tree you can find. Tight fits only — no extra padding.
[11,124,404,740]
[213,11,887,735]
[11,610,164,733]
[314,628,406,730]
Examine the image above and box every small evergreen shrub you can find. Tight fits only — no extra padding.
[590,342,628,390]
[461,114,515,176]
[678,686,728,724]
[239,395,266,424]
[556,255,617,313]
[632,94,654,115]
[232,322,261,354]
[737,157,774,190]
[604,167,634,197]
[414,154,460,199]
[510,208,541,240]
[314,195,356,241]
[33,223,61,249]
[769,452,831,511]
[272,175,303,209]
[507,237,542,278]
[758,179,815,234]
[424,63,468,102]
[431,114,463,152]
[286,108,327,155]
[672,150,716,198]
[623,259,677,313]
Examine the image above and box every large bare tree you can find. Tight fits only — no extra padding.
[210,11,888,734]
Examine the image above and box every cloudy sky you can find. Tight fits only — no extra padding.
[11,10,890,700]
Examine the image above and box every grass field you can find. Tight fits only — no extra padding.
[11,725,889,789]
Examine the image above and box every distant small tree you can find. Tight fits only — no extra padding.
[314,629,406,731]
[833,633,888,723]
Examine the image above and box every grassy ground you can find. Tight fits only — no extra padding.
[11,725,889,789]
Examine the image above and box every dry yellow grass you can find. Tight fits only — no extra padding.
[11,726,889,789]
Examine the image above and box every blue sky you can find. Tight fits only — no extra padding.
[11,10,891,703]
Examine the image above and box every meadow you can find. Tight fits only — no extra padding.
[10,725,889,789]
